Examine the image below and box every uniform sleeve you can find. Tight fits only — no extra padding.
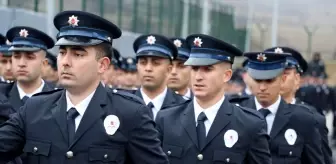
[127,105,168,164]
[247,119,272,164]
[0,103,26,163]
[301,113,324,164]
[316,113,333,164]
[154,111,164,144]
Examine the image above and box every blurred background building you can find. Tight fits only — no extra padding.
[1,0,336,83]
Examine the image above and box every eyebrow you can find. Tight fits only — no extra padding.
[59,46,87,52]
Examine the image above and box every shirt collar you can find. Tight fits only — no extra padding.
[66,89,96,116]
[255,95,281,114]
[183,88,191,100]
[194,95,225,125]
[291,98,296,104]
[17,80,45,99]
[141,87,167,110]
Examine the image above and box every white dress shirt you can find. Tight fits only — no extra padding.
[290,98,296,104]
[17,80,45,99]
[141,87,167,120]
[183,88,191,100]
[66,89,96,131]
[255,96,281,134]
[194,95,225,136]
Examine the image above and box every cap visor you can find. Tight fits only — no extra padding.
[247,68,284,80]
[55,38,104,46]
[136,53,171,60]
[9,46,41,52]
[184,57,221,66]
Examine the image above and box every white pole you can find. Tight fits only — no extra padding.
[271,0,279,46]
[46,0,56,37]
[244,0,254,52]
[201,0,211,34]
[181,0,190,37]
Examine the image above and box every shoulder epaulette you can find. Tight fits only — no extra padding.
[109,88,145,105]
[292,103,315,114]
[236,105,263,119]
[32,88,63,97]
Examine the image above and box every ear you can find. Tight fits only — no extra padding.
[42,59,49,66]
[223,68,233,83]
[98,57,110,74]
[294,73,301,90]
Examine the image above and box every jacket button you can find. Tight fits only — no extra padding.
[226,158,230,162]
[197,154,203,160]
[289,151,292,156]
[104,154,108,159]
[66,151,74,158]
[33,147,38,153]
[167,151,171,155]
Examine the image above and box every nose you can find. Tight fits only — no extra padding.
[171,65,177,75]
[144,62,153,72]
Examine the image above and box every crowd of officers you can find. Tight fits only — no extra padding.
[0,10,335,164]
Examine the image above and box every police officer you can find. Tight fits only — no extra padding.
[230,51,324,163]
[42,51,59,84]
[240,59,254,96]
[102,48,122,88]
[0,34,14,83]
[264,46,332,164]
[0,11,168,164]
[167,37,192,100]
[132,34,186,120]
[0,26,56,111]
[118,57,138,90]
[156,34,271,163]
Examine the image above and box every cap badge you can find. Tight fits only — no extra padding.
[173,39,182,47]
[146,35,156,45]
[107,37,111,42]
[257,53,267,62]
[274,47,284,54]
[68,15,79,27]
[193,37,203,47]
[19,29,29,38]
[127,58,133,64]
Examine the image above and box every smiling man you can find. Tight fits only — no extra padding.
[131,34,186,120]
[167,37,192,100]
[156,34,271,164]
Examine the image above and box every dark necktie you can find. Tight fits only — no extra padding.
[259,108,271,131]
[196,112,207,149]
[259,108,271,118]
[21,96,29,104]
[147,102,154,119]
[67,107,79,145]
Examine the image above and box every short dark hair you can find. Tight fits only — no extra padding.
[95,42,112,60]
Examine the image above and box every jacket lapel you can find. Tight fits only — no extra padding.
[70,84,107,148]
[8,83,23,111]
[269,99,292,139]
[135,88,143,100]
[180,102,199,149]
[161,89,178,110]
[50,91,68,142]
[203,98,232,150]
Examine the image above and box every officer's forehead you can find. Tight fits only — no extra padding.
[59,45,87,52]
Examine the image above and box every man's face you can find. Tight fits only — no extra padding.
[280,68,300,97]
[123,71,138,87]
[251,74,285,105]
[191,62,232,100]
[137,56,172,90]
[12,51,45,83]
[0,56,14,80]
[168,60,191,91]
[57,45,109,89]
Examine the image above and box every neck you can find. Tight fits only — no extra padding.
[196,89,225,109]
[17,78,43,94]
[282,92,295,104]
[177,87,188,96]
[66,80,99,105]
[259,95,279,108]
[142,85,166,99]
